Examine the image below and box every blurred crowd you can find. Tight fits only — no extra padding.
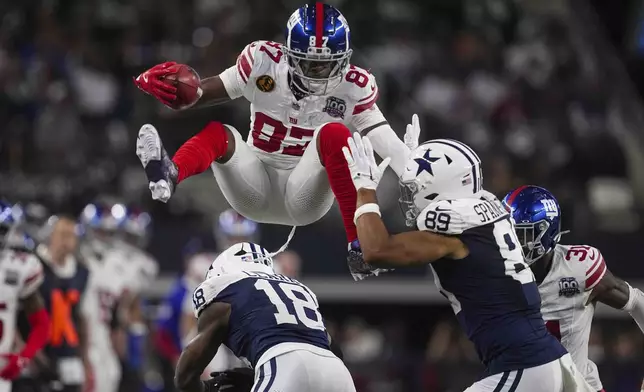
[1,0,642,274]
[323,316,644,392]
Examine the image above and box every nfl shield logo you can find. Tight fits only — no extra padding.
[323,97,347,119]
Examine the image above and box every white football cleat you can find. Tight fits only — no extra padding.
[136,124,162,168]
[136,124,178,203]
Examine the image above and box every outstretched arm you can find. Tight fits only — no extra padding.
[588,269,630,308]
[189,76,232,109]
[342,133,467,267]
[590,269,644,333]
[175,302,231,392]
[355,189,467,267]
[135,41,260,110]
[351,106,412,177]
[134,63,233,109]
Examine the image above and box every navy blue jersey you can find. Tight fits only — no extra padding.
[418,194,567,376]
[193,272,329,367]
[37,255,90,360]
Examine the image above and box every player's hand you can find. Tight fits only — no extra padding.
[342,133,391,191]
[0,354,29,380]
[205,368,254,392]
[404,113,420,151]
[133,62,179,106]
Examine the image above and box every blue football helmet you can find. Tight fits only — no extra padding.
[284,2,352,95]
[122,208,152,247]
[0,201,32,248]
[214,209,259,252]
[502,185,563,264]
[122,208,152,238]
[80,202,128,234]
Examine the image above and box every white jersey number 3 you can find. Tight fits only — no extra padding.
[254,279,325,330]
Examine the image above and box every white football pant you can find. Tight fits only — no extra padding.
[211,125,334,226]
[252,350,355,392]
[464,354,595,392]
[90,347,121,392]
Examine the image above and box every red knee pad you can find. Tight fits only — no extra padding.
[318,122,352,164]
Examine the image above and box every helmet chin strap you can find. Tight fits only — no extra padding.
[553,230,570,244]
[269,226,297,257]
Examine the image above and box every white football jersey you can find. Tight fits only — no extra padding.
[81,247,130,351]
[219,40,387,168]
[112,240,159,296]
[0,249,44,353]
[538,244,607,391]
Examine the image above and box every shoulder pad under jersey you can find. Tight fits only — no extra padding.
[5,250,45,298]
[554,244,607,291]
[235,40,280,85]
[416,192,509,234]
[341,65,379,115]
[192,272,249,318]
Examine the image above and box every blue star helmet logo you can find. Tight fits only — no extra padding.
[414,148,440,176]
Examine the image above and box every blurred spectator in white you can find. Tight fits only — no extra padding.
[341,317,384,364]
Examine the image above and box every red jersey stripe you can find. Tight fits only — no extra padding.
[358,86,377,103]
[353,91,380,115]
[245,45,255,63]
[24,270,43,285]
[586,257,607,289]
[585,255,603,277]
[239,54,252,80]
[236,60,248,83]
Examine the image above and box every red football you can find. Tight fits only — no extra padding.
[163,65,201,109]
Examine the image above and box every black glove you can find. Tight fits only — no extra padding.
[203,368,255,392]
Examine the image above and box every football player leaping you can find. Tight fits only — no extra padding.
[503,185,644,392]
[134,2,412,278]
[342,131,595,391]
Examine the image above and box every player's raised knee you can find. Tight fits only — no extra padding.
[318,122,351,141]
[317,122,352,160]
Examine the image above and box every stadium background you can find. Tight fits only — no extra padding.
[1,0,644,390]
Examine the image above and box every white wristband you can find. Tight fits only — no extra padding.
[353,203,381,225]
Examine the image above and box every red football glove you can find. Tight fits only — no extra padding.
[134,62,179,106]
[0,354,29,380]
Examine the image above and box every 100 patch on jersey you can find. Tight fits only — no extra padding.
[323,97,346,119]
[558,277,580,298]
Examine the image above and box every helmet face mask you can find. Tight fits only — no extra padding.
[399,179,431,227]
[284,4,352,96]
[503,185,563,265]
[514,219,552,265]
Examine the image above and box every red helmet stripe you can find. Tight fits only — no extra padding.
[315,2,324,47]
[505,185,529,208]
